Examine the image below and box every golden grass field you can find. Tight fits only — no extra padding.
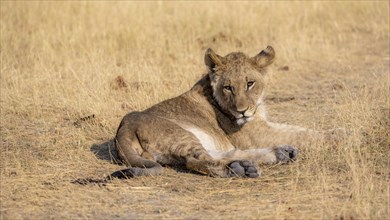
[1,2,389,219]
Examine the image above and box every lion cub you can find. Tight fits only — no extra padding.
[112,46,310,178]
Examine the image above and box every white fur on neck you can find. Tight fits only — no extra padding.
[257,93,268,120]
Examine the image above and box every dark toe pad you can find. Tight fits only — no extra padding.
[275,145,299,163]
[228,160,260,178]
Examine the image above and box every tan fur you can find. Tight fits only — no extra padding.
[112,46,314,178]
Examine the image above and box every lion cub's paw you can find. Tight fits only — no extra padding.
[228,160,260,178]
[275,145,299,163]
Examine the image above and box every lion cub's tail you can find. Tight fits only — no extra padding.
[108,159,164,179]
[72,160,163,185]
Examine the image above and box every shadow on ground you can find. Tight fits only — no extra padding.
[90,139,122,164]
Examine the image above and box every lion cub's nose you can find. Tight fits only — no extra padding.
[236,107,249,115]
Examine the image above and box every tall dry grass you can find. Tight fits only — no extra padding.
[1,2,389,219]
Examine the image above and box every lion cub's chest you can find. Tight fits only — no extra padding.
[177,123,235,158]
[185,126,217,152]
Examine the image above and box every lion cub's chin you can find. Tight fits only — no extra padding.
[236,116,254,126]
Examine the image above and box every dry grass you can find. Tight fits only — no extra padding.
[1,2,389,219]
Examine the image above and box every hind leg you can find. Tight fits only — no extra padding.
[114,112,260,178]
[146,131,260,178]
[134,115,260,178]
[111,133,164,178]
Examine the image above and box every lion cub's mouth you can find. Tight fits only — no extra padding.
[236,115,254,125]
[231,110,256,125]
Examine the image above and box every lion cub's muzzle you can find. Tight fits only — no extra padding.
[230,107,257,125]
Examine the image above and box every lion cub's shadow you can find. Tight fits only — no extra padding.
[91,140,122,165]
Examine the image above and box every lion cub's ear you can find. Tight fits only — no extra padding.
[252,46,275,68]
[204,48,224,71]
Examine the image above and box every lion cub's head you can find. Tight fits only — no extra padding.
[204,46,275,125]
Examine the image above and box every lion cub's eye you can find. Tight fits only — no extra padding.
[247,81,255,89]
[224,86,232,92]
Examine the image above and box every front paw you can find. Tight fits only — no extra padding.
[275,145,299,163]
[228,160,260,178]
